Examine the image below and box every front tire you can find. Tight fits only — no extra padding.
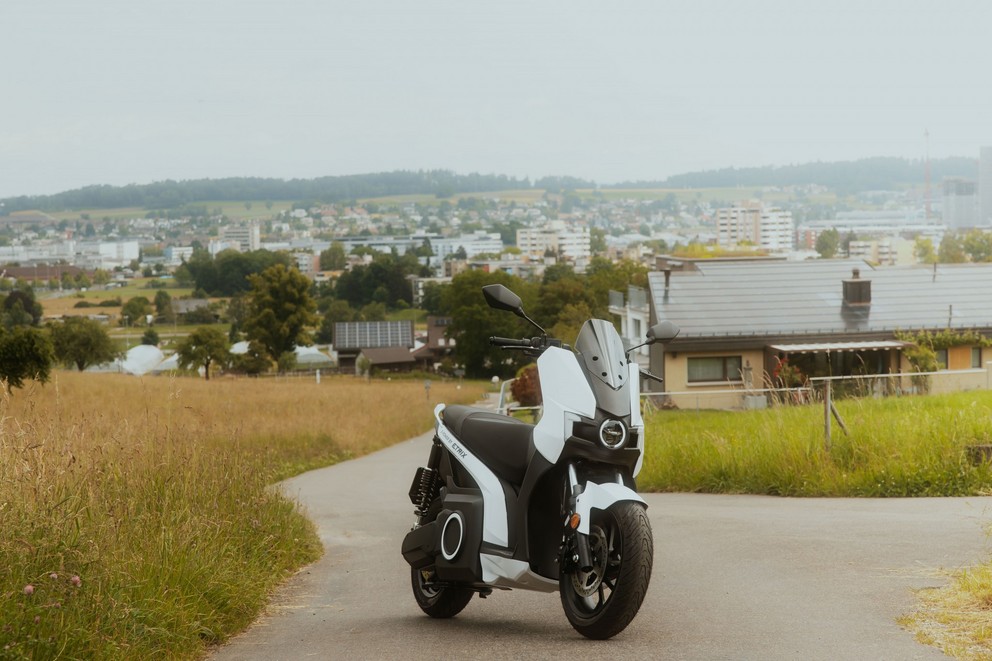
[411,566,474,618]
[559,502,653,639]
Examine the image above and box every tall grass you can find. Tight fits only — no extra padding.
[640,391,992,497]
[1,372,484,658]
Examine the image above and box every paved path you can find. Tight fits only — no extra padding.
[212,432,992,660]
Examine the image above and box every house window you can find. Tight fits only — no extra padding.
[687,356,743,383]
[935,349,948,370]
[973,347,982,369]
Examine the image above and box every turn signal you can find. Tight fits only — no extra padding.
[569,513,581,529]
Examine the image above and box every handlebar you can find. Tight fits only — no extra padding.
[489,336,535,348]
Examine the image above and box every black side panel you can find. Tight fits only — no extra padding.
[401,519,440,569]
[527,465,567,580]
[434,492,484,584]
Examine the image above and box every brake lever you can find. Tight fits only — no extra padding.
[639,369,664,384]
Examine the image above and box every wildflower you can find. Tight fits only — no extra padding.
[34,616,40,624]
[70,575,81,587]
[49,573,58,580]
[23,584,34,596]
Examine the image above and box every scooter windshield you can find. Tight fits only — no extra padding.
[574,319,629,390]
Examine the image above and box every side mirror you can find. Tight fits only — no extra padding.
[482,284,524,317]
[646,320,680,344]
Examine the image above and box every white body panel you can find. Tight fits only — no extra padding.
[574,482,646,535]
[434,405,509,548]
[628,361,646,477]
[480,554,559,592]
[532,347,597,463]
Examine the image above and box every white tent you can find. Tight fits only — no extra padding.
[86,344,166,376]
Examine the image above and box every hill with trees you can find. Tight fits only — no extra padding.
[1,157,978,213]
[615,157,978,194]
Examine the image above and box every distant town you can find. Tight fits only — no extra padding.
[1,150,991,281]
[2,149,992,392]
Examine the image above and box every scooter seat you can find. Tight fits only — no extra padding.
[441,405,534,485]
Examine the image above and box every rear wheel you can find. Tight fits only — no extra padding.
[411,566,474,618]
[559,502,653,639]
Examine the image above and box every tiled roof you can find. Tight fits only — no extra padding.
[650,260,992,340]
[359,346,416,365]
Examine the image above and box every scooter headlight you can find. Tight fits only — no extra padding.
[598,419,627,450]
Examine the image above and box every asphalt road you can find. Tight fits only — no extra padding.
[212,431,992,660]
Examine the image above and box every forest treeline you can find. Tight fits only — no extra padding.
[1,157,978,213]
[0,172,584,214]
[624,156,978,194]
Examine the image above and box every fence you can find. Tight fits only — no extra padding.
[650,365,992,413]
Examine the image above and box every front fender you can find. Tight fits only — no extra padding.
[574,482,646,535]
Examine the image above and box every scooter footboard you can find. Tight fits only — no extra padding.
[574,482,646,535]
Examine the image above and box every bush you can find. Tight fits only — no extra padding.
[510,364,541,407]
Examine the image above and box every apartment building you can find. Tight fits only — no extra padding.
[715,202,794,252]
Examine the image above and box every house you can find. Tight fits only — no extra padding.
[334,320,414,370]
[645,260,992,409]
[356,347,417,374]
[411,316,454,370]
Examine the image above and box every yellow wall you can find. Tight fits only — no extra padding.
[663,349,766,410]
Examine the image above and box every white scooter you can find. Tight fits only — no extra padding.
[401,283,679,639]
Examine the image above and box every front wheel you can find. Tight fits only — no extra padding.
[559,501,653,639]
[411,566,474,618]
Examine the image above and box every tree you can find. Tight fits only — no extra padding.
[914,237,937,264]
[141,328,160,346]
[0,326,52,391]
[121,296,152,326]
[315,299,355,344]
[938,234,967,264]
[176,326,230,380]
[228,340,270,375]
[963,230,992,263]
[815,228,841,259]
[51,317,117,371]
[319,242,348,270]
[243,264,317,362]
[2,289,43,327]
[154,289,175,323]
[443,270,535,378]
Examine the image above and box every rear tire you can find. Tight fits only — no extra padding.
[411,566,474,618]
[559,502,653,639]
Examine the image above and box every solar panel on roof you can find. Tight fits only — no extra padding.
[334,321,414,349]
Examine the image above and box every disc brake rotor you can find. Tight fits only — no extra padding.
[571,526,609,598]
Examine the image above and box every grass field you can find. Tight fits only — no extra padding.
[639,391,992,497]
[0,371,486,658]
[46,201,294,223]
[39,278,195,319]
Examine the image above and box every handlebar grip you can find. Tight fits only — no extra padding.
[489,336,533,348]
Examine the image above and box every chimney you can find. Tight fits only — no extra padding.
[842,268,871,307]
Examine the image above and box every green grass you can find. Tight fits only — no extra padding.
[386,307,428,325]
[639,391,992,497]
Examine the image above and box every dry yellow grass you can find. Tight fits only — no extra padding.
[0,371,486,658]
[902,565,992,660]
[3,371,484,457]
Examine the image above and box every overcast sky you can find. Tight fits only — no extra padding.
[1,0,990,198]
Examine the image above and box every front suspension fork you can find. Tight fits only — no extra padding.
[566,464,594,572]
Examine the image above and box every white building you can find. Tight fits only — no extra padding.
[516,223,590,261]
[715,202,794,252]
[430,232,504,259]
[943,178,979,229]
[164,246,194,265]
[221,223,261,252]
